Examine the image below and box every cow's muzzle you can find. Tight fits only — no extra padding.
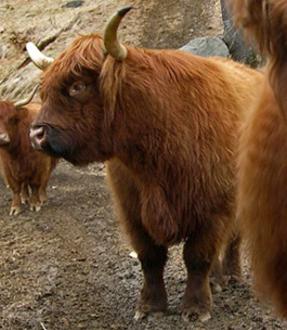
[30,125,47,150]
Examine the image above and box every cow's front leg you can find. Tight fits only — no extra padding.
[135,239,168,320]
[107,160,168,320]
[8,181,22,216]
[182,236,214,322]
[181,213,228,322]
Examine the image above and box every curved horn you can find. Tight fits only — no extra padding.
[15,84,39,109]
[104,5,133,60]
[26,42,54,70]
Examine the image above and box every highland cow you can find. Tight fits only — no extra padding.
[0,88,57,215]
[230,0,287,317]
[27,7,263,321]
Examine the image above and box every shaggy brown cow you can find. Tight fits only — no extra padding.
[229,0,287,317]
[27,7,263,321]
[0,88,57,215]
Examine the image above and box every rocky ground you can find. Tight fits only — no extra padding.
[1,0,287,329]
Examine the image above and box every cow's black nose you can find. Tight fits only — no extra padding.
[30,125,47,150]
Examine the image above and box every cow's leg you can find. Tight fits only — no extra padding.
[39,187,48,204]
[38,163,53,204]
[38,180,48,204]
[106,160,168,320]
[2,165,22,215]
[21,183,30,204]
[7,180,22,216]
[222,232,242,281]
[210,255,225,293]
[29,184,42,212]
[182,218,226,322]
[133,233,168,319]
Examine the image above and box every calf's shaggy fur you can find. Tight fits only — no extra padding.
[0,101,57,215]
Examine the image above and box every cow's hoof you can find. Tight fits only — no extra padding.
[134,309,165,321]
[21,196,29,205]
[30,203,41,212]
[182,308,211,323]
[134,296,167,321]
[134,310,146,321]
[9,206,21,216]
[210,281,223,293]
[181,296,212,323]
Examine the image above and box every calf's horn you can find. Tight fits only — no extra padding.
[104,5,132,60]
[15,84,39,108]
[26,42,54,70]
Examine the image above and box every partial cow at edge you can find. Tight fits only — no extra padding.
[0,88,57,215]
[230,0,287,318]
[27,6,263,321]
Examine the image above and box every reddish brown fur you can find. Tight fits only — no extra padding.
[230,0,287,317]
[0,101,57,215]
[31,34,263,317]
[230,0,287,117]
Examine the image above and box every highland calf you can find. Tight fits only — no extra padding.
[27,7,263,321]
[0,88,57,215]
[230,0,287,317]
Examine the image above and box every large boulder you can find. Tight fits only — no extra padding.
[180,36,230,57]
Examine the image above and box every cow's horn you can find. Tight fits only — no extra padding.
[104,6,132,60]
[15,84,39,108]
[26,42,54,70]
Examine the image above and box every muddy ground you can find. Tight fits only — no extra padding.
[1,0,287,329]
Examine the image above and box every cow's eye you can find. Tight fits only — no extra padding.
[68,81,87,97]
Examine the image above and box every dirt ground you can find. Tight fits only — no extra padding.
[1,1,287,330]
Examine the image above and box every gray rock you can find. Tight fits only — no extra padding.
[62,0,84,8]
[180,36,230,58]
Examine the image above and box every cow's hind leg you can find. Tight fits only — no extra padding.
[21,183,30,205]
[39,183,48,205]
[210,232,242,291]
[29,184,42,212]
[38,167,52,204]
[222,232,242,282]
[210,256,225,293]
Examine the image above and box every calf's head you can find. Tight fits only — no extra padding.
[29,6,132,165]
[0,86,38,147]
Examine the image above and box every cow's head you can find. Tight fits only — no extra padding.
[29,6,132,165]
[0,86,38,147]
